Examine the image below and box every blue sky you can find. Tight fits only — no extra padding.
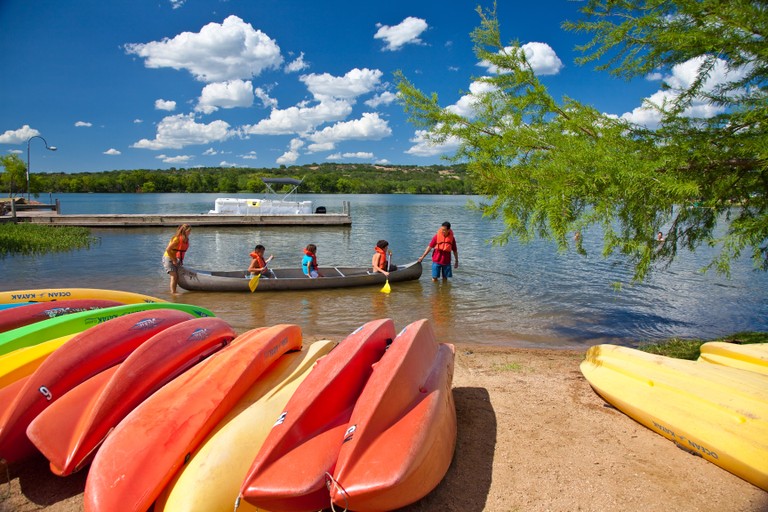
[0,0,668,174]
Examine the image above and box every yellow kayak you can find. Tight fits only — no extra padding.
[698,342,768,377]
[154,339,336,512]
[0,334,74,389]
[581,344,768,491]
[0,288,163,305]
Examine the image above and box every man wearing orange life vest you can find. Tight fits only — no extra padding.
[417,221,458,282]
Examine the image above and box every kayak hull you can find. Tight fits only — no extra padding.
[27,317,236,475]
[581,344,768,491]
[0,308,200,464]
[240,319,395,512]
[84,324,302,512]
[330,319,457,511]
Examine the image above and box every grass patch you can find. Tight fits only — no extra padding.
[0,223,96,258]
[638,331,768,360]
[495,361,524,372]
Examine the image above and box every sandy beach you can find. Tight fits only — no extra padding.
[1,343,766,512]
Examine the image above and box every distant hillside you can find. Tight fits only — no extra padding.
[32,163,474,195]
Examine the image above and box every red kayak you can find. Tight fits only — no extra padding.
[0,309,195,464]
[239,319,395,512]
[328,319,457,511]
[0,299,124,334]
[27,316,236,475]
[84,324,302,512]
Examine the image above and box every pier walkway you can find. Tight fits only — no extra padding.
[0,200,352,227]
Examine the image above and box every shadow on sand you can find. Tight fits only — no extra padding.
[5,452,87,509]
[397,386,496,512]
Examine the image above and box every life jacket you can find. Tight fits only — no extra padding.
[166,235,189,262]
[303,249,318,273]
[435,229,454,252]
[250,251,266,274]
[374,246,388,269]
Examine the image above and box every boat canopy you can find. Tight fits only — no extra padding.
[262,177,303,201]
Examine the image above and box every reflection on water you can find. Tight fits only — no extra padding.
[2,193,767,348]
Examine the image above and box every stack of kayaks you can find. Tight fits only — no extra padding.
[0,286,457,512]
[581,343,768,491]
[0,305,215,463]
[28,316,236,475]
[238,318,457,512]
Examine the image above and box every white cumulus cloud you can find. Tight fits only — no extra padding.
[75,121,92,127]
[405,129,461,157]
[155,99,177,111]
[620,56,750,129]
[374,17,428,51]
[197,79,254,114]
[285,52,309,73]
[0,125,40,144]
[447,80,497,118]
[103,148,121,155]
[308,112,391,150]
[365,91,398,108]
[132,113,233,150]
[243,98,352,136]
[254,87,278,109]
[480,42,563,76]
[157,154,193,164]
[125,15,283,82]
[276,138,305,165]
[300,68,383,100]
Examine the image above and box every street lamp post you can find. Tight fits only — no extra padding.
[26,135,57,201]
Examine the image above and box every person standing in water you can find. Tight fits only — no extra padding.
[418,221,458,282]
[162,224,191,294]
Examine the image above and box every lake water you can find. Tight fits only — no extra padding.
[2,193,767,349]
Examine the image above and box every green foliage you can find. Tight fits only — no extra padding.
[0,154,27,197]
[0,223,95,258]
[638,331,768,360]
[30,164,474,196]
[396,1,768,282]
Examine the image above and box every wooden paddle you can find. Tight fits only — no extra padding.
[380,250,392,294]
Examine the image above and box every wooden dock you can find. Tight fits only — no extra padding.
[1,201,352,227]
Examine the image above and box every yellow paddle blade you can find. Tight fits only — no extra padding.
[248,274,260,292]
[380,279,391,294]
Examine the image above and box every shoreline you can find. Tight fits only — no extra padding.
[1,343,766,512]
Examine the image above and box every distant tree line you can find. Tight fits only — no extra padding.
[5,163,475,196]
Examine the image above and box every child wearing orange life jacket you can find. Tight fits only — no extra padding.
[372,240,395,277]
[417,221,459,282]
[248,244,274,277]
[302,244,323,278]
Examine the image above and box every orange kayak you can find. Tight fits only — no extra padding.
[0,309,195,464]
[27,317,236,475]
[239,319,395,512]
[329,319,457,511]
[84,324,302,512]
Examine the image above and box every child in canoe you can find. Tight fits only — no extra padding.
[248,244,273,277]
[302,244,323,278]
